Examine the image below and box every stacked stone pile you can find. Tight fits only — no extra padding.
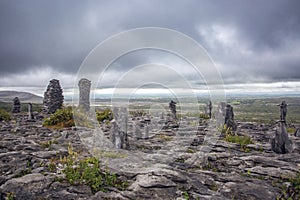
[43,79,64,114]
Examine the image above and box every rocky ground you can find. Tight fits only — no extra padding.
[0,113,300,200]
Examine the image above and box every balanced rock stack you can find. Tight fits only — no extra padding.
[224,104,236,131]
[271,101,293,154]
[169,100,177,120]
[78,78,91,111]
[12,97,21,113]
[43,79,64,114]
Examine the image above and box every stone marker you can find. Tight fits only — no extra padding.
[109,107,128,149]
[207,101,212,118]
[271,122,293,154]
[133,122,142,139]
[278,100,287,123]
[224,104,236,131]
[169,100,177,120]
[43,79,64,114]
[272,101,292,154]
[78,78,91,111]
[12,97,21,113]
[28,103,34,120]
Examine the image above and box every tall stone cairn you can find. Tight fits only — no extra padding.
[169,100,177,120]
[78,78,91,111]
[43,79,64,114]
[12,97,21,113]
[271,101,292,154]
[224,104,236,131]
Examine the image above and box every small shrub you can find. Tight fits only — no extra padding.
[0,109,11,121]
[47,144,128,194]
[289,172,300,199]
[43,107,93,128]
[96,109,113,123]
[43,107,74,128]
[62,156,127,193]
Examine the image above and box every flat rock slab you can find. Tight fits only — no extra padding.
[0,173,54,199]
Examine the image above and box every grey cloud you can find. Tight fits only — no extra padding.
[0,0,299,87]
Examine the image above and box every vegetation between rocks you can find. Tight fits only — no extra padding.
[223,125,254,152]
[96,109,113,123]
[43,106,97,128]
[0,109,11,121]
[48,144,128,194]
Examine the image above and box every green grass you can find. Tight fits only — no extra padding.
[287,127,296,134]
[225,131,253,152]
[0,109,11,121]
[157,134,173,141]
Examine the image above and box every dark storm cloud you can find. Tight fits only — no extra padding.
[0,0,300,86]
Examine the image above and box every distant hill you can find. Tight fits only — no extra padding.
[0,91,43,103]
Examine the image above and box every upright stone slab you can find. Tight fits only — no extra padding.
[12,97,21,113]
[110,107,128,149]
[28,103,34,120]
[207,101,212,119]
[78,78,91,111]
[271,122,292,154]
[43,79,64,114]
[169,100,177,120]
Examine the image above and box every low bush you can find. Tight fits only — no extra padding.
[0,109,11,121]
[43,106,93,128]
[96,109,113,123]
[43,107,74,128]
[49,144,128,194]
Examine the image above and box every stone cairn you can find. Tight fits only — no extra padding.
[78,78,91,111]
[12,97,21,113]
[43,79,64,114]
[278,100,287,123]
[169,100,177,120]
[109,107,128,149]
[271,101,292,154]
[224,104,236,131]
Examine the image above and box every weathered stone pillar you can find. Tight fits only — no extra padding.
[271,122,292,153]
[28,103,34,120]
[110,107,128,149]
[207,101,212,119]
[78,78,91,111]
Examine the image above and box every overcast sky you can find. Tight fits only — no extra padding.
[0,0,300,93]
